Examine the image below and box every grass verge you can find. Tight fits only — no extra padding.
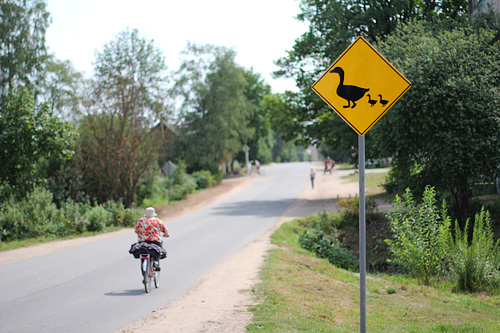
[248,217,500,332]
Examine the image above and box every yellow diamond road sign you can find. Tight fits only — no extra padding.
[312,36,411,136]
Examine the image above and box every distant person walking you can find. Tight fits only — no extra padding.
[310,168,316,189]
[247,161,252,175]
[255,160,261,175]
[324,157,332,175]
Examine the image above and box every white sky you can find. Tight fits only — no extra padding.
[45,0,308,94]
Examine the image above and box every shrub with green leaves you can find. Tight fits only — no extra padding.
[192,170,216,189]
[299,212,358,271]
[385,186,449,285]
[0,187,62,241]
[59,199,91,234]
[445,208,500,292]
[160,160,197,201]
[0,186,140,241]
[103,201,141,227]
[338,195,378,221]
[85,206,109,232]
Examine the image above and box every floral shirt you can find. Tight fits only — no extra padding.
[135,217,167,242]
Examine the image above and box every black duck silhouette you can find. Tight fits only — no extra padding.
[330,67,369,108]
[367,94,377,107]
[378,94,389,107]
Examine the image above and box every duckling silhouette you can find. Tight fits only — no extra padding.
[367,94,377,107]
[378,94,389,107]
[330,67,369,108]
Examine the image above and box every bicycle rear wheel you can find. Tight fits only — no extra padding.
[142,257,152,293]
[154,269,160,288]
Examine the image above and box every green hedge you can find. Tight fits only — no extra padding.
[0,186,141,242]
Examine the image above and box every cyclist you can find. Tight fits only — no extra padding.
[135,207,169,271]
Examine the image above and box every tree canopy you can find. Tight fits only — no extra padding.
[273,0,469,150]
[0,88,76,198]
[81,29,169,206]
[0,0,50,102]
[173,44,253,174]
[373,21,500,221]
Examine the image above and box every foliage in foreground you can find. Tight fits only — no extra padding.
[446,208,500,293]
[0,186,141,243]
[385,186,449,285]
[387,186,500,292]
[299,211,358,271]
[249,217,500,332]
[136,161,222,207]
[375,22,500,223]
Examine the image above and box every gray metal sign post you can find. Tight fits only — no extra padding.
[162,161,177,204]
[311,36,410,333]
[358,135,366,333]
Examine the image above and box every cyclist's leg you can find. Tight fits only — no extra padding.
[149,240,162,270]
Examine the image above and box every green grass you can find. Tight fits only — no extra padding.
[249,168,500,331]
[248,218,500,332]
[336,163,355,171]
[341,170,388,194]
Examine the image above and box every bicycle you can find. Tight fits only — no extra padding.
[140,251,160,293]
[129,242,166,293]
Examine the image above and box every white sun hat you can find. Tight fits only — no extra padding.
[145,207,157,217]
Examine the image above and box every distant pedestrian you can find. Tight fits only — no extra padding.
[324,157,332,175]
[247,161,252,175]
[255,160,261,175]
[310,168,316,189]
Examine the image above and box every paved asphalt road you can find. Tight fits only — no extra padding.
[0,162,312,333]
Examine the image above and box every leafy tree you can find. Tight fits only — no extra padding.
[174,44,252,174]
[91,28,169,121]
[272,0,468,151]
[0,0,50,102]
[38,56,84,120]
[240,69,273,164]
[78,114,161,206]
[0,88,76,198]
[82,28,169,207]
[373,21,500,222]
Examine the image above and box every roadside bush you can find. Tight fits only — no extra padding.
[213,170,225,184]
[167,160,197,201]
[338,195,378,221]
[385,186,500,291]
[385,186,448,285]
[85,206,109,232]
[170,179,197,201]
[0,196,27,241]
[445,208,500,292]
[192,170,216,189]
[0,187,63,241]
[134,167,158,207]
[299,211,358,271]
[59,199,91,234]
[103,201,141,227]
[0,186,142,242]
